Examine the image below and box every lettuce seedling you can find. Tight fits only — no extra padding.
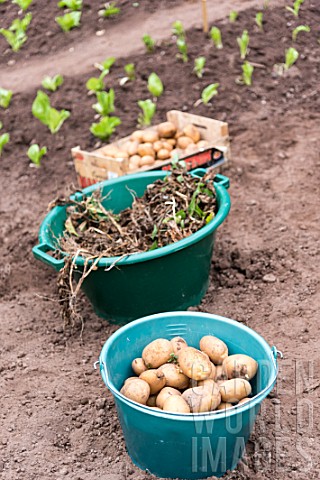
[210,27,223,49]
[27,144,47,167]
[241,61,254,86]
[176,38,188,62]
[86,70,108,92]
[0,133,9,156]
[284,47,299,69]
[90,116,121,140]
[94,56,116,73]
[0,121,2,129]
[172,20,185,39]
[124,63,135,80]
[201,83,219,105]
[41,74,64,92]
[286,0,304,17]
[0,13,32,51]
[58,0,82,10]
[237,30,249,60]
[292,25,310,41]
[193,56,206,78]
[147,73,163,98]
[32,90,70,134]
[99,2,120,17]
[13,0,33,10]
[138,99,156,127]
[229,11,238,22]
[142,34,155,52]
[55,11,81,31]
[255,12,263,31]
[92,89,115,116]
[0,87,13,109]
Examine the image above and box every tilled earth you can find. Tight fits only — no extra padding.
[1,1,320,479]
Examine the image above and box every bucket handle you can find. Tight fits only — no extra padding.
[191,168,230,189]
[32,243,65,272]
[94,360,110,388]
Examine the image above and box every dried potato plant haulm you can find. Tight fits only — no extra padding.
[57,169,217,324]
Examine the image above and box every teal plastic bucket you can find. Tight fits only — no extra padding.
[98,312,279,479]
[33,171,230,324]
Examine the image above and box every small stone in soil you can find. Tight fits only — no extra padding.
[263,274,277,283]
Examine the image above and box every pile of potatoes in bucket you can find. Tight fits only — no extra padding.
[98,122,210,172]
[120,336,258,413]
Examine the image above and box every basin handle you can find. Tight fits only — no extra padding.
[94,360,110,388]
[32,243,65,272]
[191,168,230,189]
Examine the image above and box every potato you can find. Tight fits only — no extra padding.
[142,130,159,143]
[129,155,141,171]
[157,121,177,138]
[153,140,164,152]
[99,145,121,157]
[140,155,155,166]
[140,369,166,394]
[238,397,251,405]
[163,395,190,413]
[175,130,184,139]
[216,402,234,411]
[137,142,155,158]
[183,124,201,143]
[156,387,181,409]
[178,347,212,381]
[161,141,173,152]
[199,336,228,365]
[157,148,171,160]
[166,138,176,147]
[131,358,147,376]
[208,362,217,380]
[170,148,183,158]
[125,140,139,157]
[219,379,252,403]
[146,395,157,407]
[114,149,129,159]
[142,339,174,368]
[125,376,139,384]
[171,336,188,355]
[197,378,216,391]
[215,365,228,382]
[223,354,258,380]
[197,140,209,149]
[131,130,145,142]
[120,378,150,405]
[157,364,189,390]
[185,143,198,155]
[182,386,221,413]
[177,136,194,150]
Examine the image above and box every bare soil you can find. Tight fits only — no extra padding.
[1,1,320,479]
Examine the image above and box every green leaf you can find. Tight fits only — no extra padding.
[292,25,310,41]
[124,63,135,81]
[284,47,299,70]
[57,0,82,11]
[0,87,13,109]
[172,20,185,39]
[210,27,223,49]
[41,74,64,92]
[142,34,155,52]
[241,61,254,86]
[90,116,121,140]
[10,12,32,31]
[286,0,304,17]
[32,90,70,134]
[0,133,9,156]
[96,56,116,73]
[147,73,163,98]
[176,38,188,62]
[55,11,81,31]
[27,144,47,167]
[201,83,219,105]
[99,2,120,17]
[92,89,115,116]
[137,99,156,127]
[65,217,78,236]
[12,0,33,10]
[0,13,32,51]
[237,30,249,60]
[193,56,206,78]
[0,122,2,130]
[151,224,158,240]
[255,12,263,31]
[229,11,238,22]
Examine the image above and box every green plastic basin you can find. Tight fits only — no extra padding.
[33,170,231,324]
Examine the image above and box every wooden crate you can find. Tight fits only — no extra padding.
[72,110,230,188]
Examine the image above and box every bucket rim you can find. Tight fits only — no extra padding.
[99,311,279,421]
[38,171,230,268]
